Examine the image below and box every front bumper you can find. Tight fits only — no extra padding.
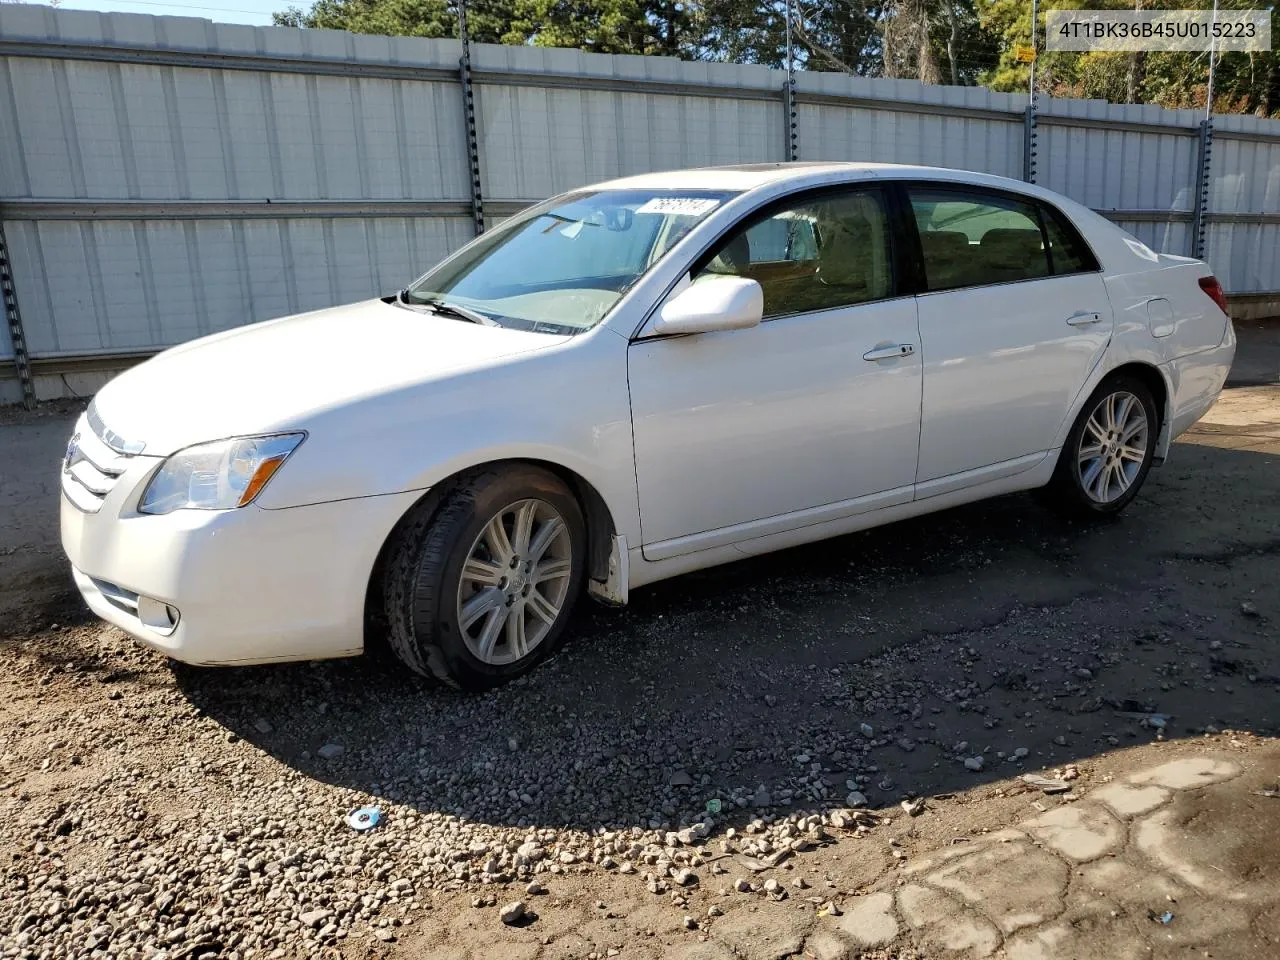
[61,477,423,666]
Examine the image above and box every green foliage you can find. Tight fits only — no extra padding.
[272,0,1279,116]
[977,0,1279,116]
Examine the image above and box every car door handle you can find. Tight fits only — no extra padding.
[1066,311,1102,326]
[862,344,916,361]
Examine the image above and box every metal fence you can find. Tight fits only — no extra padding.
[1,4,1278,405]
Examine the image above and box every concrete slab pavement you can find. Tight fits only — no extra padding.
[800,751,1280,960]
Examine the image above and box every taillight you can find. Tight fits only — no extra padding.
[1198,275,1229,316]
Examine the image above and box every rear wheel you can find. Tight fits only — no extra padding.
[1043,375,1159,518]
[382,466,586,690]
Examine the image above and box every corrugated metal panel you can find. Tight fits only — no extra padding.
[1204,221,1280,295]
[0,58,469,202]
[1209,137,1280,215]
[477,85,782,199]
[1111,219,1191,258]
[4,216,473,355]
[797,104,1021,178]
[471,45,784,197]
[1038,117,1197,212]
[2,2,1279,385]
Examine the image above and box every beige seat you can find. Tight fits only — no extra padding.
[978,228,1047,283]
[918,230,973,289]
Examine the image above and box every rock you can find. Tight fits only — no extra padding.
[846,791,868,807]
[707,905,723,917]
[901,798,926,817]
[1209,640,1224,651]
[252,718,273,735]
[683,915,699,930]
[734,878,753,893]
[1075,668,1094,680]
[1014,747,1030,759]
[1241,601,1259,617]
[1054,735,1068,746]
[897,738,916,752]
[860,723,875,737]
[300,909,332,928]
[499,901,526,925]
[316,744,344,760]
[525,880,544,895]
[669,770,694,787]
[763,878,781,894]
[964,756,984,772]
[517,841,545,862]
[673,868,698,887]
[1021,773,1072,794]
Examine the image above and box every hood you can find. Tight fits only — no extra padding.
[91,299,570,456]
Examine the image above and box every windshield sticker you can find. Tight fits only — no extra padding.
[635,197,722,217]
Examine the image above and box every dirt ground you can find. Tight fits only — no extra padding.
[1,322,1278,960]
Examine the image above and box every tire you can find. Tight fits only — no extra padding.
[381,465,587,691]
[1043,374,1160,519]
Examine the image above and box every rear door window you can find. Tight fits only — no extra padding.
[909,188,1050,292]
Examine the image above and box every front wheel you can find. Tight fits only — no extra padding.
[1043,375,1159,518]
[382,466,586,690]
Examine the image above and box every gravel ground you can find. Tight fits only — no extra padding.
[1,347,1278,960]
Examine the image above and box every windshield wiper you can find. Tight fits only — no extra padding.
[399,291,498,326]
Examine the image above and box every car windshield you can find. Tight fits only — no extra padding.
[403,188,737,334]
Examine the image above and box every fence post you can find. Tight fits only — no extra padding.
[0,223,35,409]
[1190,118,1213,260]
[457,0,485,236]
[782,0,798,161]
[1022,105,1038,183]
[1023,0,1039,183]
[782,83,798,162]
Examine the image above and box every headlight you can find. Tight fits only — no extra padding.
[139,433,305,515]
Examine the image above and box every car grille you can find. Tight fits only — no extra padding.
[61,407,143,513]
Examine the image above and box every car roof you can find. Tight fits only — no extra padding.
[593,162,1032,194]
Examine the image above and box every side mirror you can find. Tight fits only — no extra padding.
[652,277,764,336]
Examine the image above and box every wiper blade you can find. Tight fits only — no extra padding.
[423,298,497,326]
[413,295,498,327]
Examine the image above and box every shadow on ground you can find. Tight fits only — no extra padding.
[163,405,1280,834]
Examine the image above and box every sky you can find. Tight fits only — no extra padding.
[40,0,283,27]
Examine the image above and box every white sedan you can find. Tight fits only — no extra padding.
[61,163,1236,689]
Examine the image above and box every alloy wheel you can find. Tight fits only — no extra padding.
[1077,390,1149,504]
[456,498,573,665]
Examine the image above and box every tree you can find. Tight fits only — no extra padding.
[274,0,524,43]
[977,0,1280,117]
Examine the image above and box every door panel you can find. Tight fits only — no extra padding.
[629,298,922,557]
[915,273,1113,482]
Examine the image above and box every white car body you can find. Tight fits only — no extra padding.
[60,163,1236,667]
